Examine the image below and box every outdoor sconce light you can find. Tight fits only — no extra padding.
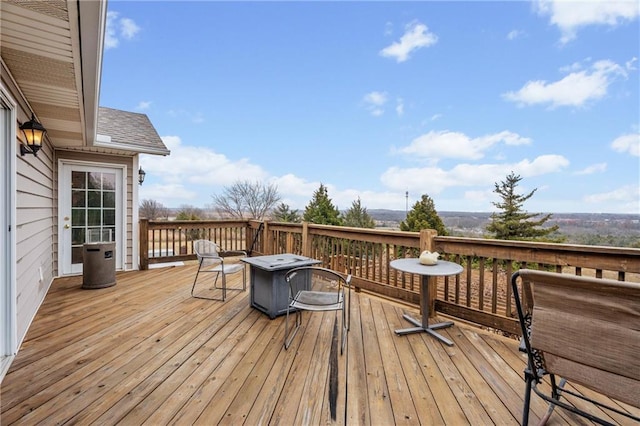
[19,113,47,156]
[138,167,146,185]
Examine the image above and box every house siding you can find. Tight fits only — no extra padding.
[14,109,56,346]
[3,72,136,351]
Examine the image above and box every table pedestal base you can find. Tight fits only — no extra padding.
[394,314,454,346]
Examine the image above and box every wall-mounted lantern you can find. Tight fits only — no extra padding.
[19,113,47,156]
[138,167,146,185]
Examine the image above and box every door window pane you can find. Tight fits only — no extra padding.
[72,171,86,189]
[71,209,85,226]
[72,247,83,264]
[103,173,116,190]
[71,228,85,245]
[87,209,102,226]
[103,192,115,208]
[103,210,115,226]
[88,191,101,207]
[72,190,86,207]
[88,172,101,189]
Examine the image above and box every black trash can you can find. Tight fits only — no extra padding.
[82,242,116,289]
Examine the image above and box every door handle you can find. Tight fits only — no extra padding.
[64,224,70,229]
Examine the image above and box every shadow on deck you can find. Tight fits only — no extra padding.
[2,264,636,425]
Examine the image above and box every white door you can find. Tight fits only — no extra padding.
[59,163,124,275]
[1,93,16,367]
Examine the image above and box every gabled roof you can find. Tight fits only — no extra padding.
[96,107,170,156]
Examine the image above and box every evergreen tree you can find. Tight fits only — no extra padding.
[342,197,375,228]
[400,194,448,235]
[175,204,204,220]
[303,184,343,225]
[486,172,561,241]
[175,204,205,240]
[272,202,301,223]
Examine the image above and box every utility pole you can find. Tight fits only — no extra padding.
[405,191,408,218]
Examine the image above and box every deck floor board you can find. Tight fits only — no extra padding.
[2,263,636,425]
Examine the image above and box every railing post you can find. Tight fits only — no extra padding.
[264,221,272,255]
[420,229,437,252]
[139,219,149,270]
[420,229,438,317]
[301,221,310,257]
[245,221,252,252]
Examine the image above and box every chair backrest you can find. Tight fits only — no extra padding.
[515,269,640,408]
[193,240,221,263]
[285,266,351,300]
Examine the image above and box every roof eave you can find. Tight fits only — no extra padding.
[93,138,171,156]
[75,0,107,147]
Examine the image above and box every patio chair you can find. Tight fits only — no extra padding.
[283,266,352,353]
[191,239,247,301]
[511,269,640,426]
[283,266,352,421]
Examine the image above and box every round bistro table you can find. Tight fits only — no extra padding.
[390,258,463,346]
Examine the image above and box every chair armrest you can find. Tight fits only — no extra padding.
[219,250,247,258]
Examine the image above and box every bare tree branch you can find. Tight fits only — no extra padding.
[211,180,281,220]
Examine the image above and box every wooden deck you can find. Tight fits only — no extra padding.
[2,263,637,425]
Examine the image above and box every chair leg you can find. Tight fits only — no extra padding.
[191,260,204,298]
[192,261,225,301]
[341,305,348,355]
[221,273,227,301]
[284,309,302,350]
[522,373,533,426]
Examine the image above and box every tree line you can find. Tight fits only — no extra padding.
[140,172,561,242]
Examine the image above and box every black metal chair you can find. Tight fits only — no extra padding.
[511,269,640,426]
[191,239,246,301]
[283,266,352,353]
[283,266,352,422]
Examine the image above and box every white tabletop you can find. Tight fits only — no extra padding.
[390,258,463,277]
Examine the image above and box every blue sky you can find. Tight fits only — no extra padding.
[100,1,640,214]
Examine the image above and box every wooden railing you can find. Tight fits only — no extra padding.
[139,219,251,269]
[139,219,640,335]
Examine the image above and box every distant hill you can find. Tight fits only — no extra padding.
[368,209,640,247]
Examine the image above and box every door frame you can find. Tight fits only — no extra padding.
[58,159,127,275]
[1,86,18,378]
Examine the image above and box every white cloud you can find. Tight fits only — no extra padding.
[430,113,442,121]
[136,101,152,110]
[503,59,629,108]
[381,154,569,195]
[363,91,388,116]
[583,184,640,213]
[611,132,640,157]
[379,21,438,63]
[120,18,140,39]
[535,0,639,44]
[397,130,532,160]
[139,135,269,204]
[380,155,569,194]
[105,11,140,50]
[507,29,524,40]
[575,163,607,175]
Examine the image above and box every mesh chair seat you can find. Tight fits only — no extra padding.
[203,263,244,274]
[291,291,344,311]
